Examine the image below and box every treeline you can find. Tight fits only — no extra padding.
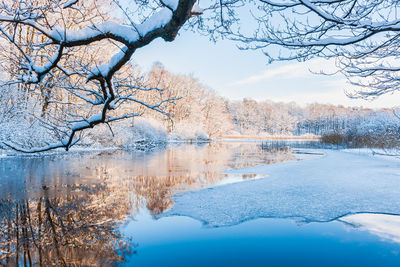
[0,62,233,149]
[136,63,400,142]
[228,99,399,136]
[1,62,399,150]
[138,63,232,139]
[228,98,400,148]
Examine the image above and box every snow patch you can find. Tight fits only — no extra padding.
[163,150,400,227]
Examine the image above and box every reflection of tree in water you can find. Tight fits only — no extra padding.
[130,143,235,216]
[229,144,297,169]
[131,143,296,216]
[0,142,299,263]
[0,184,134,266]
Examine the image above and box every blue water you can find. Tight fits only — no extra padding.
[1,142,400,266]
[122,212,400,266]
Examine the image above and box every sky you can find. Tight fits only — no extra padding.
[131,29,400,109]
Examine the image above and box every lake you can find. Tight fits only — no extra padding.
[1,141,400,266]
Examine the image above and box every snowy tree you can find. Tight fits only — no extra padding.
[2,0,399,152]
[142,63,233,138]
[230,1,400,99]
[201,91,233,137]
[0,0,209,152]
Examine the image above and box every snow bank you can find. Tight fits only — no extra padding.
[169,121,210,142]
[0,117,168,153]
[163,149,400,227]
[0,113,213,154]
[82,117,167,150]
[0,118,57,151]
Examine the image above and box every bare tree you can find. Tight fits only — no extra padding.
[2,0,396,153]
[0,0,206,152]
[229,1,400,99]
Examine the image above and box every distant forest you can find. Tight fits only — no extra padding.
[1,63,399,150]
[143,64,400,144]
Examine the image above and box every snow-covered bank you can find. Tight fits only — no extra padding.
[164,149,400,227]
[0,117,212,156]
[0,117,167,154]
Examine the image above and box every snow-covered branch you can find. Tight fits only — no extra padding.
[0,0,199,152]
[227,0,400,98]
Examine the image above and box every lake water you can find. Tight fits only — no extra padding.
[0,142,400,266]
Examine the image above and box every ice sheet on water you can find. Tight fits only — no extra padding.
[163,149,400,227]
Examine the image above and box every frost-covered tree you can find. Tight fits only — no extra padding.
[0,0,212,152]
[231,1,400,98]
[1,0,399,152]
[228,99,299,136]
[144,63,233,138]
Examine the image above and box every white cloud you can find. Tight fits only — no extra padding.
[228,58,336,87]
[219,58,400,108]
[228,64,305,86]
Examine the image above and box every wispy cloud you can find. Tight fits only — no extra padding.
[228,58,335,87]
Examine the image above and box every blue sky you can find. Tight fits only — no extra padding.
[132,29,400,109]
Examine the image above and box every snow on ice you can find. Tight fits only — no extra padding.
[164,149,400,227]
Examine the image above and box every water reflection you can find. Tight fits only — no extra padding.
[0,142,296,265]
[0,187,134,266]
[122,214,400,267]
[340,213,400,244]
[130,143,296,215]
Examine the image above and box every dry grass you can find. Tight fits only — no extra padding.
[221,135,320,141]
[321,132,400,148]
[321,133,344,145]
